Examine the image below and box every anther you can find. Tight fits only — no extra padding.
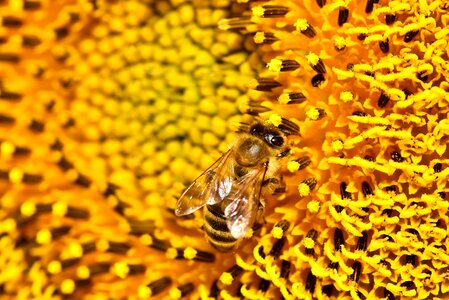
[349,261,362,283]
[378,92,390,108]
[106,241,131,254]
[269,237,286,259]
[1,16,23,27]
[254,32,278,44]
[252,5,289,18]
[280,260,291,279]
[383,288,395,300]
[352,111,368,117]
[338,8,349,26]
[307,53,326,73]
[55,27,69,40]
[74,174,92,188]
[385,14,396,25]
[22,35,41,47]
[208,280,220,298]
[278,117,300,135]
[361,181,374,197]
[295,19,316,38]
[251,78,282,92]
[258,279,270,292]
[340,182,352,200]
[433,163,442,173]
[322,285,334,296]
[390,151,404,162]
[405,254,417,266]
[0,90,22,101]
[246,100,270,116]
[146,277,172,297]
[365,0,376,13]
[23,1,42,10]
[305,271,316,293]
[293,156,311,171]
[356,231,368,251]
[0,53,20,63]
[311,74,325,87]
[28,120,44,132]
[404,30,419,42]
[128,219,155,235]
[334,228,344,251]
[379,39,389,53]
[315,0,326,8]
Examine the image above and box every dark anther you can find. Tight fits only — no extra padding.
[280,260,291,279]
[391,151,404,162]
[357,33,367,41]
[400,281,416,291]
[24,1,42,10]
[346,63,354,70]
[365,0,375,13]
[405,228,419,236]
[338,7,349,26]
[315,0,326,8]
[383,288,396,300]
[385,185,397,193]
[29,120,45,132]
[258,5,289,18]
[0,90,22,101]
[364,155,375,162]
[356,231,368,251]
[209,280,220,298]
[22,173,43,184]
[402,88,413,98]
[311,73,325,87]
[147,277,172,296]
[55,27,69,40]
[74,174,92,188]
[438,192,446,199]
[382,209,393,217]
[305,271,316,293]
[258,279,270,292]
[378,92,390,107]
[227,265,243,278]
[340,182,351,199]
[2,16,23,27]
[405,254,417,266]
[352,111,368,116]
[380,234,394,242]
[385,14,396,25]
[362,181,374,197]
[294,156,312,170]
[379,39,389,53]
[269,237,286,259]
[284,92,306,104]
[417,71,428,82]
[22,35,41,47]
[334,228,344,251]
[433,163,442,173]
[253,78,282,91]
[404,30,419,42]
[178,283,194,297]
[278,59,300,72]
[322,284,334,296]
[349,261,362,283]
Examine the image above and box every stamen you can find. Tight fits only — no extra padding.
[404,30,419,42]
[349,261,361,283]
[246,100,270,115]
[294,19,316,38]
[252,5,289,18]
[356,231,368,251]
[305,271,316,293]
[23,0,42,10]
[146,277,172,297]
[315,0,326,8]
[390,151,404,162]
[379,39,389,53]
[365,0,375,13]
[209,280,220,298]
[385,14,396,25]
[269,237,285,259]
[1,16,23,27]
[377,92,390,107]
[0,53,20,63]
[311,74,325,87]
[254,32,278,44]
[361,181,374,197]
[334,228,344,251]
[280,260,291,279]
[250,78,282,91]
[0,90,22,101]
[278,117,300,135]
[338,8,349,26]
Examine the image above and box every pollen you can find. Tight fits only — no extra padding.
[268,113,282,126]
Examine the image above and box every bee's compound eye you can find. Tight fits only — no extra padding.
[266,134,284,147]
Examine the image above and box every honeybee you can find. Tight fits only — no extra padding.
[175,121,291,252]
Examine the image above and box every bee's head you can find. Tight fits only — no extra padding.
[249,122,285,148]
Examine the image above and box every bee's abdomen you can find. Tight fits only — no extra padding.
[204,204,237,252]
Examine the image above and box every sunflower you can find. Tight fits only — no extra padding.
[1,0,448,299]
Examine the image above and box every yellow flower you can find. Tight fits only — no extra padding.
[1,0,448,299]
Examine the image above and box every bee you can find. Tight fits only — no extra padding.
[175,121,291,252]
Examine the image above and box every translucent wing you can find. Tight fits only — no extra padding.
[224,162,268,239]
[175,149,234,216]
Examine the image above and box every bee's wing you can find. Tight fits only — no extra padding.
[175,149,234,216]
[224,162,268,239]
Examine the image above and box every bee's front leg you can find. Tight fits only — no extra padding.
[262,177,286,195]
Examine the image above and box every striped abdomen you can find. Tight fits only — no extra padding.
[203,203,237,252]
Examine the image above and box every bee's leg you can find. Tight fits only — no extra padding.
[262,177,285,195]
